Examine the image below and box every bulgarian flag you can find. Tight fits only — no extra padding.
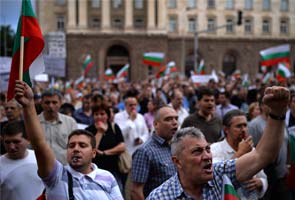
[222,174,240,200]
[262,72,274,84]
[83,54,94,77]
[260,44,290,66]
[104,68,115,81]
[7,0,45,101]
[143,52,164,67]
[74,76,84,90]
[165,61,177,75]
[276,62,291,82]
[197,59,205,75]
[156,66,166,78]
[116,64,129,78]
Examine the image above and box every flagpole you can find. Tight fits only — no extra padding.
[19,36,24,80]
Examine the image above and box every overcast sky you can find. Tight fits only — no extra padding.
[0,0,36,32]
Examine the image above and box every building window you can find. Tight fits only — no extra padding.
[207,18,216,32]
[262,19,271,34]
[225,0,234,10]
[134,18,145,29]
[55,0,65,5]
[112,18,124,29]
[280,19,289,34]
[187,0,197,9]
[262,0,270,10]
[208,0,215,8]
[112,0,122,9]
[134,0,144,9]
[168,17,177,32]
[90,17,100,28]
[280,0,288,11]
[91,0,100,8]
[245,0,253,10]
[244,18,253,34]
[57,15,65,31]
[167,0,177,8]
[188,18,197,32]
[226,19,234,33]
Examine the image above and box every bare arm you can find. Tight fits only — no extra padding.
[14,80,55,178]
[236,86,289,182]
[104,142,125,156]
[130,182,145,200]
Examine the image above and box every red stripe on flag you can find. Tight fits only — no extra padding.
[84,62,94,76]
[143,60,161,67]
[261,57,290,66]
[224,194,239,200]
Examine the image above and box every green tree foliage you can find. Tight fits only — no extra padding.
[0,25,15,57]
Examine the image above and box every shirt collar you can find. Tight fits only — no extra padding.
[39,112,62,124]
[221,139,236,154]
[65,163,98,181]
[152,133,167,146]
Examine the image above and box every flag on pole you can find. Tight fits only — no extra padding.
[74,76,84,90]
[165,61,177,75]
[116,64,129,78]
[156,66,166,78]
[242,74,249,88]
[104,68,115,81]
[197,59,205,75]
[7,0,45,101]
[143,52,164,67]
[222,174,240,200]
[276,62,291,82]
[262,72,273,84]
[260,44,290,66]
[83,54,94,77]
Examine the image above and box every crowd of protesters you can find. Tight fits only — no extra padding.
[0,72,295,200]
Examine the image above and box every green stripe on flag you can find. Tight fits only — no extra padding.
[143,56,163,63]
[224,184,240,200]
[261,51,289,61]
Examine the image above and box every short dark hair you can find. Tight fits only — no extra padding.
[2,121,27,139]
[197,87,215,100]
[41,88,62,101]
[223,109,246,127]
[91,103,111,119]
[219,91,230,99]
[68,129,96,148]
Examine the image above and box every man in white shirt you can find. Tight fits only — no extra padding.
[168,89,188,126]
[114,96,149,155]
[0,121,44,200]
[38,88,78,164]
[211,109,267,199]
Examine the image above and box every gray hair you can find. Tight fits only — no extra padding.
[171,127,205,156]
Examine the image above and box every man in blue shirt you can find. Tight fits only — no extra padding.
[147,86,289,199]
[14,81,123,200]
[131,106,178,199]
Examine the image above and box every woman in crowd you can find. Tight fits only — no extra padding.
[247,101,261,121]
[85,103,126,194]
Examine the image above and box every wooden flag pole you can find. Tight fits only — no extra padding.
[19,36,24,80]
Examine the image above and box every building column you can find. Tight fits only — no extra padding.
[78,0,88,28]
[157,0,167,30]
[102,0,111,31]
[125,0,133,30]
[67,0,76,28]
[147,0,155,29]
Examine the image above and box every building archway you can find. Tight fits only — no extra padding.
[222,51,237,77]
[106,45,130,78]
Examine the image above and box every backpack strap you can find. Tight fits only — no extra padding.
[67,171,74,200]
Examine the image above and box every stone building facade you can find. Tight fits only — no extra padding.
[36,0,295,81]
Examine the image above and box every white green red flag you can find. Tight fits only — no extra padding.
[276,63,291,82]
[156,66,166,78]
[242,73,249,88]
[165,61,177,75]
[104,68,115,81]
[260,44,290,66]
[74,76,84,90]
[83,54,94,77]
[197,59,205,75]
[143,52,164,67]
[262,72,274,84]
[7,0,45,101]
[222,174,240,200]
[116,64,129,78]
